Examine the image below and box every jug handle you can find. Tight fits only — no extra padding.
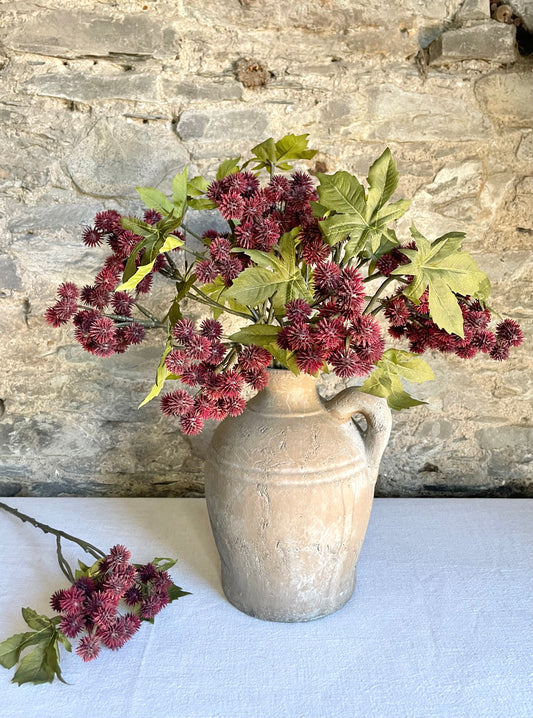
[325,389,392,478]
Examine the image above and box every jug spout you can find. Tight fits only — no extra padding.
[325,388,392,479]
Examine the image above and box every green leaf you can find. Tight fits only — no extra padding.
[359,349,434,411]
[229,324,280,347]
[121,239,147,283]
[167,584,192,602]
[374,198,410,225]
[0,632,42,670]
[12,638,56,686]
[116,260,155,292]
[265,344,300,375]
[172,167,188,215]
[251,137,277,166]
[223,266,288,306]
[136,187,174,214]
[319,214,363,247]
[316,171,366,217]
[45,640,67,684]
[22,608,52,631]
[187,175,210,197]
[74,557,102,579]
[391,225,490,337]
[366,147,399,217]
[216,157,241,180]
[153,557,177,571]
[119,217,155,238]
[275,133,317,162]
[380,349,435,384]
[138,334,173,408]
[187,197,218,211]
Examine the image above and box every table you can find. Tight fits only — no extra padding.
[0,498,531,718]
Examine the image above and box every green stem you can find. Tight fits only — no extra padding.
[103,312,165,330]
[181,224,203,241]
[189,286,254,320]
[363,275,398,315]
[0,501,106,583]
[134,303,162,323]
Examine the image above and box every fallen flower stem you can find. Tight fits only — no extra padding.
[0,501,106,582]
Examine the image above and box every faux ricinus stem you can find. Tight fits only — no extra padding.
[0,501,105,583]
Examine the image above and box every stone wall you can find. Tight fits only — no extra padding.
[0,0,532,497]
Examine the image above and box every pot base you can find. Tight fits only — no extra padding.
[221,566,357,623]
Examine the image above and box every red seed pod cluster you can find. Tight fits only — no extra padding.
[278,272,385,377]
[50,545,174,662]
[384,290,523,360]
[45,208,182,356]
[160,318,273,435]
[205,170,328,261]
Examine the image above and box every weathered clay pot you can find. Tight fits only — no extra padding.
[204,369,392,622]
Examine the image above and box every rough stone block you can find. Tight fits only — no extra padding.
[176,108,268,142]
[161,78,242,102]
[0,255,22,291]
[428,23,517,64]
[3,9,179,59]
[475,71,533,128]
[65,118,190,197]
[23,72,159,103]
[512,0,533,30]
[365,84,488,142]
[455,0,491,22]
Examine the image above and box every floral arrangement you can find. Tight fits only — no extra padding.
[46,134,523,433]
[0,501,189,685]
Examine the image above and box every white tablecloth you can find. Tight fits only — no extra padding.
[0,498,531,718]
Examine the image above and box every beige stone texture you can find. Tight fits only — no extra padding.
[0,0,531,497]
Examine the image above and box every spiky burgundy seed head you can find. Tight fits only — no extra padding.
[496,318,523,347]
[82,226,103,247]
[76,634,102,662]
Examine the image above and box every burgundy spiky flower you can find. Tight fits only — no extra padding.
[122,323,145,345]
[82,226,103,247]
[76,634,102,662]
[264,175,290,203]
[313,261,341,294]
[295,345,326,374]
[180,412,204,435]
[218,189,245,221]
[490,341,510,361]
[172,318,196,343]
[59,586,86,617]
[111,291,134,317]
[165,349,190,375]
[238,345,272,372]
[209,236,232,262]
[144,209,162,225]
[160,390,195,417]
[200,318,223,340]
[196,259,219,284]
[94,210,121,233]
[60,614,84,639]
[496,318,523,347]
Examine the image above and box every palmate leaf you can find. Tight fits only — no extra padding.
[391,225,490,337]
[315,149,409,263]
[274,133,317,162]
[248,134,317,172]
[225,229,312,313]
[359,349,434,411]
